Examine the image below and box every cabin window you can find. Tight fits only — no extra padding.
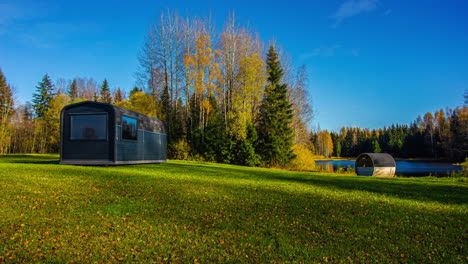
[70,114,107,140]
[357,156,373,167]
[122,115,138,140]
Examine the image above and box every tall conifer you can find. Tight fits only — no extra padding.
[32,74,55,118]
[0,68,14,118]
[68,79,78,101]
[257,46,295,167]
[100,79,112,104]
[0,68,14,153]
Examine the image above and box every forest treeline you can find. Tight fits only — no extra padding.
[0,11,466,165]
[311,105,468,162]
[0,12,315,168]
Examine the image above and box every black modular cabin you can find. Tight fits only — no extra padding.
[60,101,167,165]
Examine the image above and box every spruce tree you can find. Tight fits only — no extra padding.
[68,79,78,101]
[160,84,171,120]
[233,122,262,166]
[0,68,14,119]
[100,79,112,104]
[113,88,124,103]
[32,74,55,118]
[257,46,295,167]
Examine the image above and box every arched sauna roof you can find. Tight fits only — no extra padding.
[62,101,167,134]
[355,153,396,168]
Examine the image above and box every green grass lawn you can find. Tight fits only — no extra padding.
[0,154,467,263]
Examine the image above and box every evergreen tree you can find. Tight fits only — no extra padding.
[68,79,78,101]
[257,46,295,167]
[32,74,55,118]
[372,139,381,153]
[113,88,124,104]
[331,132,341,157]
[130,86,142,97]
[449,109,467,162]
[100,79,112,104]
[0,68,14,119]
[194,96,230,163]
[160,84,170,120]
[0,68,14,153]
[232,122,262,166]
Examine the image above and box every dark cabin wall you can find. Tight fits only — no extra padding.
[114,108,167,162]
[61,102,115,161]
[61,101,167,164]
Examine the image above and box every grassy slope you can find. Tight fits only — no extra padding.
[0,154,466,263]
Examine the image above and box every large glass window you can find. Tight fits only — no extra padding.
[70,114,107,140]
[357,156,373,167]
[122,115,138,140]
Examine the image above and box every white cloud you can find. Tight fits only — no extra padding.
[331,0,379,27]
[384,9,392,16]
[301,45,342,59]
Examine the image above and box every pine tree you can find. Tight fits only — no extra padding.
[161,84,171,121]
[113,88,124,104]
[0,68,15,153]
[233,122,262,166]
[449,108,467,162]
[331,132,341,157]
[257,46,295,167]
[100,79,112,104]
[372,139,381,153]
[0,68,14,119]
[32,74,55,118]
[68,79,78,101]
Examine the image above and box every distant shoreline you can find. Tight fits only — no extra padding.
[315,156,458,164]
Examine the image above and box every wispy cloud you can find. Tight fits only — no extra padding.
[16,22,105,49]
[384,9,392,16]
[0,2,104,49]
[301,45,342,60]
[331,0,379,27]
[0,3,26,35]
[0,2,49,36]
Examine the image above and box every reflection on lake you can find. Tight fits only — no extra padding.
[315,160,463,176]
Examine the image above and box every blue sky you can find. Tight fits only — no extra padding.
[1,0,467,131]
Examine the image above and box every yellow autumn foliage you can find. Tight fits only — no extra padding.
[228,53,266,139]
[115,92,161,118]
[289,144,316,171]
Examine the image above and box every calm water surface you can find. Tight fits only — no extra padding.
[315,160,462,176]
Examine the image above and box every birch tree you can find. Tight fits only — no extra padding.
[184,32,221,136]
[228,53,266,139]
[290,65,313,147]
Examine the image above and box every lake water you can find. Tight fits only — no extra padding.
[315,160,463,176]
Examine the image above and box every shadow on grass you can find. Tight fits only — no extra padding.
[3,159,466,263]
[0,154,60,164]
[159,162,468,206]
[2,155,466,205]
